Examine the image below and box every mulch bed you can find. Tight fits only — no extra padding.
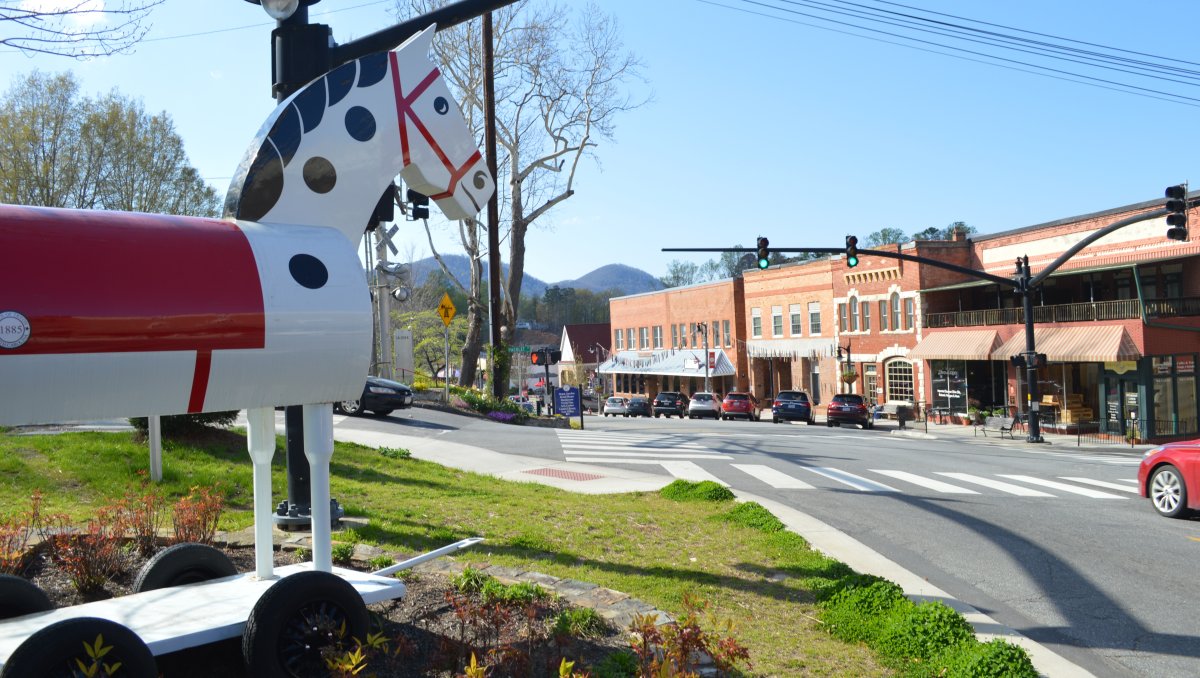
[18,543,631,677]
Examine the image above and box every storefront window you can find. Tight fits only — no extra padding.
[885,359,914,404]
[931,360,967,413]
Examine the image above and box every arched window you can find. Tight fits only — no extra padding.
[885,359,914,403]
[890,293,901,331]
[849,296,859,332]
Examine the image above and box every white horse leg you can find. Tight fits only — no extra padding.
[302,402,334,572]
[245,407,277,580]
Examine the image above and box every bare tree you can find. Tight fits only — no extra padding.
[1,0,163,58]
[401,0,645,390]
[660,259,701,288]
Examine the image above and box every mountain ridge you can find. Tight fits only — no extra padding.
[407,255,663,297]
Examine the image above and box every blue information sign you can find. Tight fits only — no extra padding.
[555,386,582,418]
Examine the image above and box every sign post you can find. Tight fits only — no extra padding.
[438,293,457,404]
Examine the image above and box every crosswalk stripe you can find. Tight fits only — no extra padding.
[732,464,814,489]
[1058,477,1140,493]
[998,475,1127,499]
[870,470,978,494]
[1115,478,1139,484]
[565,458,674,465]
[564,451,727,459]
[660,461,728,486]
[803,467,899,492]
[564,442,711,451]
[935,473,1056,497]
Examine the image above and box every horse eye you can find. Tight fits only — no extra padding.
[289,254,328,289]
[433,97,449,115]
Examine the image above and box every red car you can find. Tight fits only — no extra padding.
[1139,439,1200,518]
[826,393,873,429]
[721,392,760,421]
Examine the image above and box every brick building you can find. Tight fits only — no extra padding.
[600,278,746,399]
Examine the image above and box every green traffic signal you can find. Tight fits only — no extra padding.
[756,236,770,269]
[845,235,859,268]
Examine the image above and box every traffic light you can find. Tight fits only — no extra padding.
[755,237,770,269]
[407,188,430,220]
[530,349,545,365]
[1166,184,1188,241]
[845,235,859,268]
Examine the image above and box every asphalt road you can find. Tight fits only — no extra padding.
[341,406,1193,678]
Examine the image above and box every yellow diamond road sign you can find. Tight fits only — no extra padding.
[437,293,456,326]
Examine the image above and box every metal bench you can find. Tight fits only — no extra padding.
[975,415,1017,439]
[880,402,914,429]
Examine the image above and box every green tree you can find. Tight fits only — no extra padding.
[0,71,218,216]
[660,260,701,288]
[911,226,944,241]
[866,227,908,247]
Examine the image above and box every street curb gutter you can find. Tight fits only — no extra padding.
[324,425,1095,677]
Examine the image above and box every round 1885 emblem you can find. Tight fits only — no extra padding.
[0,311,31,349]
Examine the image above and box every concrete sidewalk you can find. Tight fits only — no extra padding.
[325,423,1094,677]
[879,417,1154,456]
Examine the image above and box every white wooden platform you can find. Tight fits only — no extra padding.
[0,563,405,666]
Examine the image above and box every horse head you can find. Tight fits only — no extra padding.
[225,24,494,246]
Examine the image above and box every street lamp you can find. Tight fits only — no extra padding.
[695,322,711,394]
[251,0,301,20]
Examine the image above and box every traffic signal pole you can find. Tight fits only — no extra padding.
[666,200,1178,445]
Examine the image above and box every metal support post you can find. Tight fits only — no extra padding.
[1021,257,1044,443]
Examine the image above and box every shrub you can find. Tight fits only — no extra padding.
[331,542,355,565]
[480,579,548,606]
[128,411,238,435]
[659,479,735,502]
[452,566,493,594]
[172,485,224,545]
[368,554,395,570]
[819,577,907,644]
[876,600,975,662]
[928,639,1039,677]
[379,446,411,460]
[552,607,608,639]
[114,479,167,557]
[592,649,638,678]
[50,508,126,594]
[721,501,784,533]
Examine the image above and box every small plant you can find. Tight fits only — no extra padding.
[379,446,411,460]
[50,508,126,595]
[331,542,355,565]
[875,600,974,662]
[75,633,122,678]
[552,607,608,639]
[592,649,638,678]
[367,554,395,570]
[172,485,224,545]
[659,479,735,502]
[452,566,493,594]
[293,547,311,561]
[929,638,1039,677]
[626,593,751,676]
[479,579,547,606]
[115,478,167,557]
[721,501,784,533]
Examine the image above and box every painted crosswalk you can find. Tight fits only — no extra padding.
[555,430,1137,501]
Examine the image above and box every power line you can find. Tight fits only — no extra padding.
[696,0,1200,107]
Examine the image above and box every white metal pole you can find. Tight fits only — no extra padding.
[245,407,277,579]
[148,415,162,482]
[444,324,451,403]
[302,402,334,572]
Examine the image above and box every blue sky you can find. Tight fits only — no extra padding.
[3,0,1197,284]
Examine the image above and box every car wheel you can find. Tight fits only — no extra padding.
[1150,465,1189,518]
[772,417,779,424]
[334,399,362,416]
[806,418,814,425]
[826,420,833,427]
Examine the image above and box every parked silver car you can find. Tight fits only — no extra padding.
[687,392,722,419]
[602,396,629,417]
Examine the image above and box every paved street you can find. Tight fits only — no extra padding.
[326,406,1192,678]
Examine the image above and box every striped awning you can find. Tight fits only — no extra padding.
[993,325,1141,362]
[598,349,736,377]
[745,338,837,359]
[908,330,1002,361]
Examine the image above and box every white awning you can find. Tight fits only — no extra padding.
[745,338,837,359]
[598,349,735,377]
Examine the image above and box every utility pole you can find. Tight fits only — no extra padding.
[1017,256,1044,443]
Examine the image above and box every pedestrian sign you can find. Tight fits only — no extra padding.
[437,293,456,326]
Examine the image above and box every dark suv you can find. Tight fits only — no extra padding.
[653,391,689,418]
[826,393,873,429]
[771,390,814,424]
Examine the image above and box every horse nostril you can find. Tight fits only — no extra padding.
[289,254,329,289]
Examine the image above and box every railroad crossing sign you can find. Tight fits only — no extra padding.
[437,293,456,326]
[377,224,399,255]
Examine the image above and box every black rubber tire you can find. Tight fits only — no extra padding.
[134,542,238,593]
[370,409,393,417]
[0,574,52,620]
[826,420,833,427]
[1,617,156,678]
[1149,465,1189,518]
[806,418,814,425]
[242,570,370,678]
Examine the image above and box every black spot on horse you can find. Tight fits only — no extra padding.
[327,61,356,107]
[473,171,488,190]
[358,52,388,88]
[303,157,337,194]
[434,97,449,115]
[345,106,376,142]
[289,254,328,290]
[268,105,302,167]
[294,82,326,133]
[237,142,284,221]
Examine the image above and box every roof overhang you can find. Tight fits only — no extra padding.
[993,325,1141,362]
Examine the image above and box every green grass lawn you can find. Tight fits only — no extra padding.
[0,428,890,676]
